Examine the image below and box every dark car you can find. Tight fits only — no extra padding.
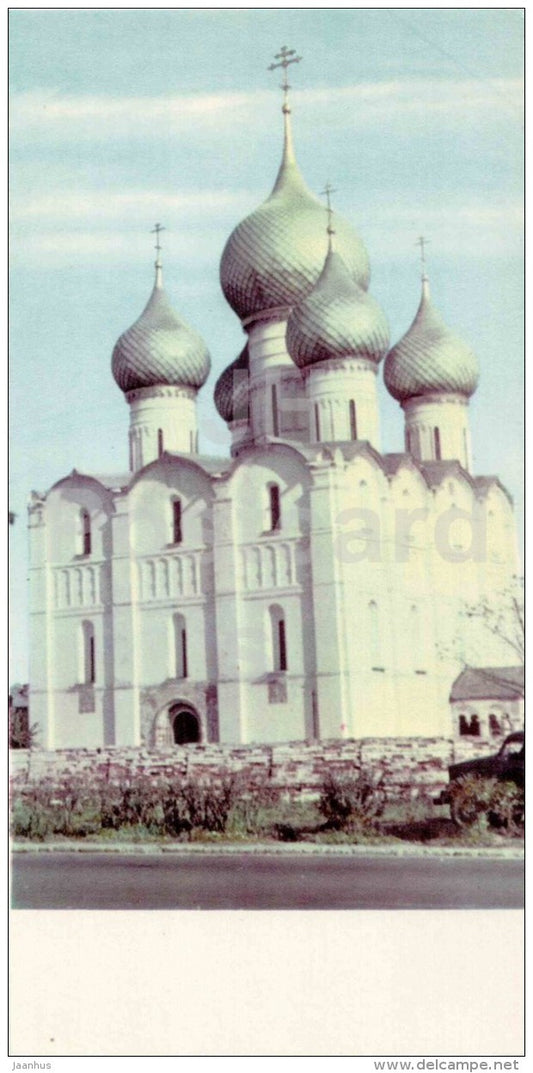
[442,731,524,826]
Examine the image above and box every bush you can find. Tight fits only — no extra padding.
[318,771,385,832]
[449,776,524,834]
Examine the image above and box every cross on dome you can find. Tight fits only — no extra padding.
[320,182,338,250]
[416,235,430,280]
[268,46,302,113]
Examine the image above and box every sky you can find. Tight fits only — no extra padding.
[8,7,524,683]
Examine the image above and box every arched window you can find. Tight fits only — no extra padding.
[489,713,501,737]
[158,428,164,457]
[268,483,281,532]
[349,399,357,441]
[172,498,182,544]
[81,621,95,684]
[270,604,288,672]
[459,713,480,737]
[173,613,188,679]
[271,384,279,437]
[80,509,91,556]
[314,403,321,442]
[433,427,441,461]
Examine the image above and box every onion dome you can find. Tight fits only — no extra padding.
[286,246,389,369]
[384,278,479,402]
[220,107,370,323]
[112,260,211,393]
[214,344,250,423]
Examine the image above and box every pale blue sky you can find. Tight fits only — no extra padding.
[9,8,524,681]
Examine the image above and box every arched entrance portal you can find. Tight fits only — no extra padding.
[169,703,201,745]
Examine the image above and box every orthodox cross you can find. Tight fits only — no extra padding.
[416,235,429,276]
[320,182,337,235]
[268,46,302,110]
[151,223,165,260]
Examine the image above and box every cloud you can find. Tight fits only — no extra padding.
[11,188,250,224]
[10,77,522,144]
[365,199,523,259]
[10,192,522,269]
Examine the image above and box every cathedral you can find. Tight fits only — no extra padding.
[28,54,520,750]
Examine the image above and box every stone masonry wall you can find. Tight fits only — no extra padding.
[9,735,500,800]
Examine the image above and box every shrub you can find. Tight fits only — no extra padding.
[488,781,524,834]
[449,775,524,834]
[318,771,385,831]
[161,777,241,836]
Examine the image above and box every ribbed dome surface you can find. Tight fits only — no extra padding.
[286,248,389,369]
[220,115,370,322]
[384,281,479,402]
[214,344,250,423]
[112,270,211,393]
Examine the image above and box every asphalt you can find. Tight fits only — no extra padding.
[11,848,524,909]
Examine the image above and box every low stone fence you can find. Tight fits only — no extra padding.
[9,735,499,801]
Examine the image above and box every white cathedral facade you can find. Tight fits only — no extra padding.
[28,69,520,750]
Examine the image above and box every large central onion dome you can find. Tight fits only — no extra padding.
[220,108,370,323]
[214,344,250,423]
[286,246,389,369]
[112,262,211,393]
[384,278,479,402]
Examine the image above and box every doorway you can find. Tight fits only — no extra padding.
[170,704,201,745]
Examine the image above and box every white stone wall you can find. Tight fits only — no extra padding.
[127,385,198,470]
[403,393,472,469]
[29,429,520,750]
[305,358,381,449]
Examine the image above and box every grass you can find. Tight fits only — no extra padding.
[11,793,523,849]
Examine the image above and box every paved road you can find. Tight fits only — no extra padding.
[11,851,524,910]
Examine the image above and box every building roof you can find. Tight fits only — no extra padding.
[384,278,479,402]
[214,344,250,423]
[286,248,389,369]
[219,107,370,323]
[450,666,524,702]
[112,264,211,393]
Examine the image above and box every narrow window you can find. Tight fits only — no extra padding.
[81,509,91,556]
[158,429,164,457]
[314,403,321,441]
[173,613,188,679]
[489,713,501,737]
[349,399,357,441]
[82,621,95,684]
[269,484,281,531]
[278,619,287,672]
[270,605,288,672]
[434,427,441,461]
[173,499,182,544]
[459,714,469,736]
[271,384,279,437]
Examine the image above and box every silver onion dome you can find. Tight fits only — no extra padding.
[214,344,250,423]
[112,264,211,393]
[384,279,479,402]
[220,110,370,323]
[286,248,389,369]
